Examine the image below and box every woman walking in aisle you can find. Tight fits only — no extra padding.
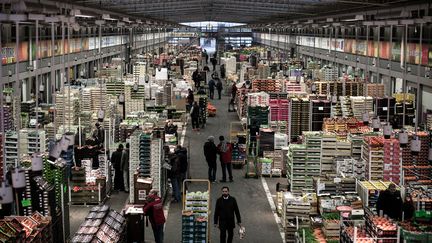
[217,136,233,182]
[190,101,200,131]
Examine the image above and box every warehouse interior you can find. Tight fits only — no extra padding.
[0,0,432,242]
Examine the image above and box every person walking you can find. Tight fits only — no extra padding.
[190,101,200,131]
[111,144,124,191]
[175,145,188,186]
[376,183,403,220]
[231,82,238,100]
[216,78,223,100]
[169,152,181,203]
[208,78,215,99]
[192,69,201,90]
[214,186,242,243]
[186,88,194,111]
[121,143,130,192]
[144,189,166,243]
[217,136,233,182]
[211,57,217,71]
[220,64,226,79]
[204,136,218,182]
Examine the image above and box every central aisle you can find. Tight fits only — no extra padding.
[164,94,283,242]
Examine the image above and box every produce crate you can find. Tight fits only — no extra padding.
[401,229,430,243]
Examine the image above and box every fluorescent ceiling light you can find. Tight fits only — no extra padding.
[102,14,117,21]
[75,14,94,18]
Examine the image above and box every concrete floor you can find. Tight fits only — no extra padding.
[164,93,284,242]
[69,63,286,243]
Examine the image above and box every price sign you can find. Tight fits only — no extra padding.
[318,107,324,111]
[382,107,388,111]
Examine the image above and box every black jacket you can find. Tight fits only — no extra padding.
[190,105,200,118]
[402,201,415,220]
[376,189,403,220]
[111,149,123,170]
[214,196,241,229]
[203,141,217,164]
[175,148,188,174]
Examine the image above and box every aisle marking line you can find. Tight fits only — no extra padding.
[164,121,187,226]
[261,177,285,243]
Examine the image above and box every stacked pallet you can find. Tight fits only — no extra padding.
[335,156,365,179]
[350,96,373,120]
[263,150,284,176]
[287,142,321,193]
[382,138,402,184]
[339,96,353,118]
[105,78,124,96]
[252,79,282,92]
[393,93,415,103]
[129,131,140,204]
[81,88,92,113]
[324,68,338,82]
[402,132,432,184]
[395,102,415,127]
[150,138,163,192]
[283,80,303,94]
[310,99,331,131]
[282,192,311,243]
[348,134,364,160]
[345,82,365,96]
[247,92,269,107]
[0,106,13,131]
[366,83,385,97]
[4,131,18,167]
[247,106,269,126]
[362,137,384,181]
[19,129,46,156]
[375,97,395,121]
[290,98,310,141]
[269,96,289,123]
[90,85,107,114]
[55,88,80,128]
[321,133,337,174]
[124,84,146,115]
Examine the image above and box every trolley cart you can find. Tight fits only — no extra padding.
[182,179,211,243]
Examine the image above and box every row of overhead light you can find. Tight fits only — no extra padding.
[247,15,432,31]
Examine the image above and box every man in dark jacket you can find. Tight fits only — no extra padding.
[111,144,124,191]
[175,145,188,185]
[376,183,403,220]
[211,57,217,71]
[208,79,216,99]
[192,69,201,90]
[144,189,166,243]
[190,101,200,131]
[204,136,218,182]
[216,78,223,100]
[214,186,241,243]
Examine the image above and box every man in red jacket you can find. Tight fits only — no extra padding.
[144,189,166,243]
[217,136,233,182]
